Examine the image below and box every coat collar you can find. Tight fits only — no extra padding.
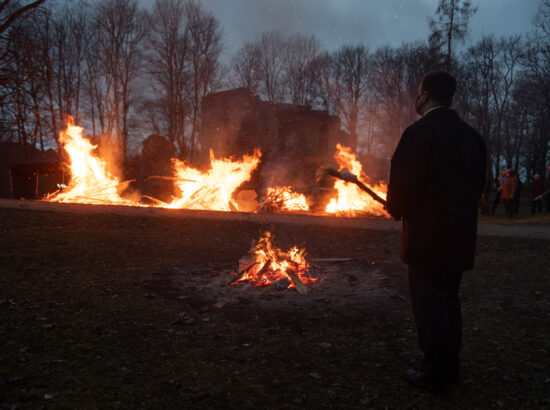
[422,105,459,120]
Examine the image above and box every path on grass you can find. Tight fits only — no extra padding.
[0,198,548,240]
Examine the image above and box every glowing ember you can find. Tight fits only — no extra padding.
[49,119,138,206]
[167,150,261,211]
[325,144,388,217]
[232,232,318,290]
[263,186,310,211]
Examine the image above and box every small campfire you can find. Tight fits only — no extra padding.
[230,232,319,294]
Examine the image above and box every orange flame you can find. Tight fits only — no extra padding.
[167,150,261,212]
[264,186,310,211]
[48,121,388,218]
[49,119,138,206]
[325,144,388,217]
[234,232,317,288]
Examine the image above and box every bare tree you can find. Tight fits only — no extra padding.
[329,44,370,150]
[367,43,433,156]
[94,0,149,160]
[82,19,105,140]
[231,40,261,93]
[185,0,222,161]
[52,6,87,127]
[232,32,323,106]
[520,0,550,177]
[147,0,189,158]
[281,34,320,105]
[254,31,285,102]
[0,3,50,152]
[429,0,477,71]
[460,35,523,176]
[0,0,45,37]
[309,52,333,111]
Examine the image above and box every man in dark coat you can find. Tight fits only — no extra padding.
[386,71,487,393]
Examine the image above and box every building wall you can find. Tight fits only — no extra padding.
[199,88,347,189]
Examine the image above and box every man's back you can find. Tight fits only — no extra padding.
[390,71,487,393]
[387,106,487,272]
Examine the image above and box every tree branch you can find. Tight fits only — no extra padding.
[0,0,46,35]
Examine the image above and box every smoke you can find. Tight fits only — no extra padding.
[97,132,124,180]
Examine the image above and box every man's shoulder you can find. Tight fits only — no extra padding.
[417,108,485,142]
[400,122,431,145]
[403,118,429,136]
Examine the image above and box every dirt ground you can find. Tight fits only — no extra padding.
[0,207,549,409]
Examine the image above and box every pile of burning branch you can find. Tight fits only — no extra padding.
[47,119,388,217]
[258,186,310,213]
[230,232,319,294]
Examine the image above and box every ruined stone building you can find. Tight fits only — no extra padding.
[199,88,348,189]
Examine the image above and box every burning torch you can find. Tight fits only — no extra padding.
[321,167,387,206]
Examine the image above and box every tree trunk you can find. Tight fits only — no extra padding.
[446,0,455,71]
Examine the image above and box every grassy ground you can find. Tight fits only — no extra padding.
[479,200,550,224]
[0,208,549,409]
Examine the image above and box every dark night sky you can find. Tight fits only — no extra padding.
[186,0,541,61]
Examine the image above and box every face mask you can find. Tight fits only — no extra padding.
[415,93,427,116]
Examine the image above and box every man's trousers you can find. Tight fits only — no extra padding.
[407,266,463,384]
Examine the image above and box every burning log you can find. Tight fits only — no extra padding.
[229,261,260,285]
[140,195,167,206]
[322,167,386,206]
[259,187,310,212]
[286,270,308,295]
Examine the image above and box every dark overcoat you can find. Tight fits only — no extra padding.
[386,107,487,272]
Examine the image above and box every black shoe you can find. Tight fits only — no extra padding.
[406,369,446,394]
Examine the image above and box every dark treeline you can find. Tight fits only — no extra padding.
[1,0,549,181]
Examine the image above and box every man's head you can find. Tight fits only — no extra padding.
[415,71,457,116]
[534,174,540,181]
[501,169,506,176]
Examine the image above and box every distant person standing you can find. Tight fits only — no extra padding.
[501,169,516,218]
[491,169,506,215]
[531,174,545,214]
[479,171,490,215]
[513,171,522,215]
[546,165,550,213]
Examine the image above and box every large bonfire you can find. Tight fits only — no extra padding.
[48,120,388,217]
[49,119,261,212]
[48,119,137,206]
[167,150,261,212]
